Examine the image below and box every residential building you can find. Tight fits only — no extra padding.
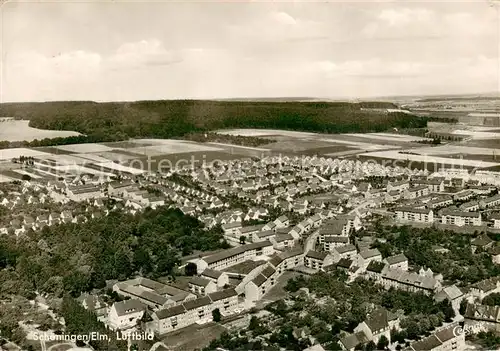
[304,251,334,271]
[440,209,482,227]
[408,323,465,351]
[188,276,217,296]
[383,253,408,271]
[394,207,434,223]
[108,299,146,331]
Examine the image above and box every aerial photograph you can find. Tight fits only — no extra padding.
[0,1,499,351]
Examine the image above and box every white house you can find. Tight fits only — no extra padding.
[108,299,146,331]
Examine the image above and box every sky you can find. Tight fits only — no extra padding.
[0,0,499,102]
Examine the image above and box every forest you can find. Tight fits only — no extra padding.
[0,100,430,143]
[0,207,228,299]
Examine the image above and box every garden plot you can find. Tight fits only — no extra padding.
[360,150,500,169]
[0,148,52,160]
[53,143,115,153]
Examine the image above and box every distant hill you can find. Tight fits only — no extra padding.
[0,99,427,140]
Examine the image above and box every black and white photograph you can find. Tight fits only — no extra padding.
[0,1,499,350]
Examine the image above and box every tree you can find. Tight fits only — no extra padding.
[459,299,467,315]
[185,262,197,276]
[377,335,389,350]
[212,308,221,322]
[239,235,246,245]
[365,341,376,351]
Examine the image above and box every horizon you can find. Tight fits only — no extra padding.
[0,1,499,102]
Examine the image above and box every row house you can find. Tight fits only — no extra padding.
[188,276,218,296]
[304,251,334,271]
[200,268,229,288]
[459,200,480,212]
[385,190,401,203]
[357,249,383,271]
[330,244,357,262]
[379,268,442,295]
[403,185,430,200]
[383,253,408,271]
[394,207,434,223]
[270,233,295,251]
[113,278,196,310]
[469,277,500,301]
[464,303,500,334]
[152,289,239,335]
[426,195,453,209]
[407,323,465,351]
[480,194,500,209]
[440,209,482,227]
[413,178,445,193]
[323,236,350,251]
[452,189,476,202]
[491,213,500,229]
[195,241,275,271]
[221,221,243,236]
[245,265,278,303]
[387,179,410,193]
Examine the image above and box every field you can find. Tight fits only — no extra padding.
[53,143,114,153]
[0,120,79,142]
[0,148,52,160]
[358,150,500,169]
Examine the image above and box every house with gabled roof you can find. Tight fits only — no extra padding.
[383,253,408,271]
[188,276,217,296]
[354,308,400,345]
[200,268,229,288]
[304,251,334,271]
[108,299,146,331]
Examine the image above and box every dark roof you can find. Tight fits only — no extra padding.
[410,335,442,350]
[365,308,395,333]
[359,249,382,260]
[269,254,284,268]
[252,274,268,287]
[435,323,459,343]
[189,276,212,287]
[305,250,328,260]
[183,296,212,311]
[204,241,272,264]
[366,261,386,273]
[154,304,186,319]
[324,236,349,243]
[336,258,353,269]
[394,206,431,215]
[471,235,494,247]
[261,265,276,278]
[335,244,357,254]
[385,253,408,265]
[201,268,222,280]
[208,288,237,302]
[112,299,145,317]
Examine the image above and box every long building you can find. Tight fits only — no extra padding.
[151,289,239,335]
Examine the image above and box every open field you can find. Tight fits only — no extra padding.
[0,120,80,142]
[410,145,500,156]
[358,150,500,169]
[0,148,52,160]
[125,151,250,172]
[217,129,317,138]
[160,322,227,351]
[348,133,430,142]
[53,143,114,153]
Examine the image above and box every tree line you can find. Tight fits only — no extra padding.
[0,101,431,147]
